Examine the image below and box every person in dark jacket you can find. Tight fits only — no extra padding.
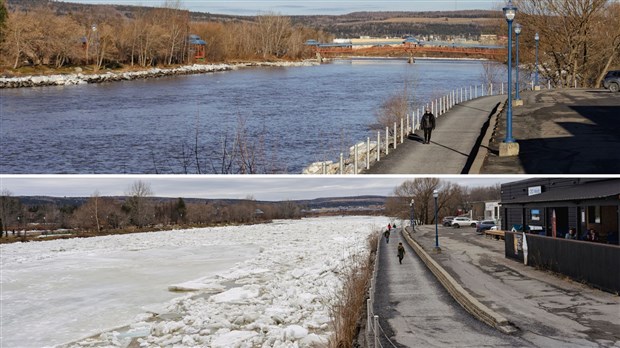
[421,108,436,144]
[397,242,405,264]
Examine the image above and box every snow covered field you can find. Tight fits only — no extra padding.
[1,216,387,348]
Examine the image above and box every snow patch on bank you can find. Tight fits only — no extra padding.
[0,61,320,88]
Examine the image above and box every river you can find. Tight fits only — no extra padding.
[0,58,498,174]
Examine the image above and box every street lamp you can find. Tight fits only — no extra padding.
[410,199,415,232]
[534,32,540,90]
[499,0,519,157]
[514,23,522,102]
[433,190,441,252]
[91,24,98,70]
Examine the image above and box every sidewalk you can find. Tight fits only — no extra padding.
[481,88,620,174]
[408,225,620,347]
[372,229,528,347]
[366,95,504,174]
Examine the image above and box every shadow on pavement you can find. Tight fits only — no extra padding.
[517,105,620,173]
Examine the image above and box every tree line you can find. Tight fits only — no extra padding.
[0,1,332,71]
[385,178,501,225]
[511,0,620,88]
[0,182,303,240]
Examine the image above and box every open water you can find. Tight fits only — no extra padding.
[1,58,499,173]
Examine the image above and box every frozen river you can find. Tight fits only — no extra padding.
[1,59,497,174]
[1,216,388,347]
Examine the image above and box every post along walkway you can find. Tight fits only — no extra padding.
[391,225,620,347]
[366,95,504,174]
[371,229,527,347]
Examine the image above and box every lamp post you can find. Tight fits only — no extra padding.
[534,32,540,90]
[91,24,98,70]
[410,199,415,232]
[433,190,441,252]
[499,0,519,157]
[514,23,522,103]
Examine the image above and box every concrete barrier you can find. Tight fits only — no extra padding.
[402,227,517,334]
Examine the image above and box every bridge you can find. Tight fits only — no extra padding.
[311,42,507,59]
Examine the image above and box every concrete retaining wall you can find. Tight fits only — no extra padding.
[402,227,516,334]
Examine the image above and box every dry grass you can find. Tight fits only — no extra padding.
[327,231,379,348]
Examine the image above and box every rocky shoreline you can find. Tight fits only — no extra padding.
[0,61,320,88]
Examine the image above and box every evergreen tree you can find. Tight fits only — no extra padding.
[175,198,186,223]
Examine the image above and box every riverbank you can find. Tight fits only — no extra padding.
[0,61,320,88]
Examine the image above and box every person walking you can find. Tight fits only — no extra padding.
[397,242,405,264]
[384,229,391,243]
[421,108,436,144]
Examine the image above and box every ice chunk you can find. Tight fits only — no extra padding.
[283,325,308,340]
[211,330,258,348]
[211,286,260,303]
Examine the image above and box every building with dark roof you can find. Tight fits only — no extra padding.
[501,178,620,292]
[501,178,620,243]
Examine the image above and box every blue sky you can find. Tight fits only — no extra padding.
[1,176,517,201]
[72,0,499,15]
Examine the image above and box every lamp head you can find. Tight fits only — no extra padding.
[514,23,522,35]
[410,198,415,205]
[535,32,539,41]
[433,190,439,198]
[503,1,517,22]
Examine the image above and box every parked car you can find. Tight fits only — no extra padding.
[476,220,497,233]
[451,217,478,228]
[442,216,455,227]
[603,70,620,92]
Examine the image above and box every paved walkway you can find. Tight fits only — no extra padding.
[481,88,620,174]
[366,95,503,174]
[372,229,528,347]
[408,225,620,347]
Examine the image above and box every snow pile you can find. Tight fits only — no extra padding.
[0,61,319,88]
[2,216,386,347]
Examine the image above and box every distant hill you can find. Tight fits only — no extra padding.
[17,195,387,210]
[7,0,500,37]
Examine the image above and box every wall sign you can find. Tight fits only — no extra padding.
[528,186,542,196]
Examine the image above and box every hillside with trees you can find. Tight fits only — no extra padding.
[0,184,389,243]
[0,0,332,71]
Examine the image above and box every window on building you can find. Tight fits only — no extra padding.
[531,209,540,221]
[588,206,601,224]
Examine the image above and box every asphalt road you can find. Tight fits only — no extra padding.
[372,229,530,347]
[410,225,620,347]
[482,88,620,174]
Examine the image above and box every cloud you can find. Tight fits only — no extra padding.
[1,175,517,201]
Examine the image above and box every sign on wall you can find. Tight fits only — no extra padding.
[528,186,542,196]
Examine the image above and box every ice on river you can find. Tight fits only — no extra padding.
[1,216,388,347]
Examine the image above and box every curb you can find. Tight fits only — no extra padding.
[402,227,518,335]
[467,100,506,174]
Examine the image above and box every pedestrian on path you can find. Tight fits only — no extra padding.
[421,108,436,144]
[384,229,391,243]
[397,242,405,264]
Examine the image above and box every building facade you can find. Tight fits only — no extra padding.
[500,178,620,244]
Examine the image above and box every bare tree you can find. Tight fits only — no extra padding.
[514,0,613,87]
[255,13,293,59]
[375,85,412,136]
[124,181,154,227]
